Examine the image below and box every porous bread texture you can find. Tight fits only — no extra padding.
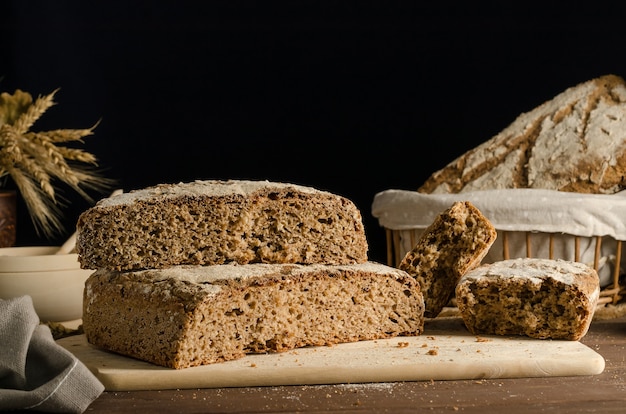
[456,258,600,340]
[82,262,425,369]
[398,201,497,318]
[419,74,626,195]
[76,180,368,271]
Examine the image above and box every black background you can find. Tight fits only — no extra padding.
[1,1,626,263]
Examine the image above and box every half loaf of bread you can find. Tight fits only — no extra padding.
[456,258,600,340]
[77,180,369,271]
[82,262,425,369]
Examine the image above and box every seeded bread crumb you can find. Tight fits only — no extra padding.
[398,201,497,318]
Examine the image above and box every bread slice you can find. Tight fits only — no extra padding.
[456,258,600,340]
[419,74,626,195]
[77,180,368,271]
[82,262,425,369]
[397,201,497,318]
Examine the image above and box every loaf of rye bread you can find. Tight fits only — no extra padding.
[76,180,368,271]
[419,74,626,195]
[82,262,425,369]
[398,201,497,318]
[456,258,600,340]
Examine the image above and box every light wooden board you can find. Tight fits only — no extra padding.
[57,318,605,391]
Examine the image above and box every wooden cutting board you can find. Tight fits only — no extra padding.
[57,318,605,391]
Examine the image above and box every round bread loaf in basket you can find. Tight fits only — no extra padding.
[372,188,626,306]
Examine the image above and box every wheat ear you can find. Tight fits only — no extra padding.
[12,89,57,135]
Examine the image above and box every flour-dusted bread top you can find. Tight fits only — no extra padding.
[95,179,325,208]
[86,261,412,299]
[77,179,369,270]
[459,258,601,299]
[419,74,626,195]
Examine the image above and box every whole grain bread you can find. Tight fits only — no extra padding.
[419,74,626,195]
[77,180,368,271]
[456,258,600,340]
[397,201,497,318]
[82,262,425,369]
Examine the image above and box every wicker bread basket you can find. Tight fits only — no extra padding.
[372,189,626,306]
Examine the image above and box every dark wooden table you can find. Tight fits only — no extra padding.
[85,316,626,413]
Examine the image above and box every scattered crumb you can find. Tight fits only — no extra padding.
[337,382,395,392]
[250,363,257,368]
[421,343,428,348]
[426,349,438,356]
[45,322,83,340]
[427,336,436,340]
[476,337,490,342]
[397,341,409,348]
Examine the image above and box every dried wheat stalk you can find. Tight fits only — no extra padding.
[0,88,112,238]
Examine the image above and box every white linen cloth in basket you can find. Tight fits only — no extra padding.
[372,189,626,287]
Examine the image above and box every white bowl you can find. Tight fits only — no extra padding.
[0,246,94,322]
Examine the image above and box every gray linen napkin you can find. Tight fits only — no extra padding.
[0,296,104,413]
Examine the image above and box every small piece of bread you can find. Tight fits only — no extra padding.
[455,258,600,340]
[398,201,497,318]
[82,262,425,369]
[77,180,368,271]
